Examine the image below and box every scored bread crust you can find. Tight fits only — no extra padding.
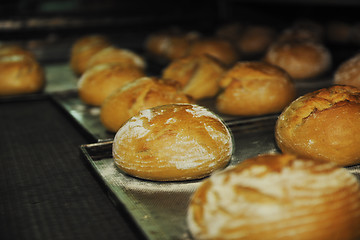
[187,153,360,240]
[112,103,233,181]
[275,85,360,166]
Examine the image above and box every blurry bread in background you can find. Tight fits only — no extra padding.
[334,53,360,89]
[162,55,226,100]
[78,63,145,106]
[70,35,111,75]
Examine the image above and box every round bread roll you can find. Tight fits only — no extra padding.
[100,76,192,132]
[86,46,146,71]
[70,35,111,75]
[275,85,360,166]
[216,61,296,116]
[78,63,145,106]
[187,38,239,66]
[334,53,360,89]
[235,25,276,56]
[0,54,45,96]
[162,55,226,99]
[187,153,360,240]
[264,40,332,80]
[112,103,233,181]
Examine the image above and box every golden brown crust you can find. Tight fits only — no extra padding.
[215,61,296,116]
[0,55,45,95]
[78,63,145,106]
[70,35,111,75]
[112,103,233,181]
[100,77,192,132]
[86,46,146,71]
[187,153,360,240]
[334,53,360,89]
[264,40,331,80]
[187,38,239,66]
[275,85,360,166]
[162,55,225,99]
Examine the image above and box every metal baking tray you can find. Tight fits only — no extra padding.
[79,117,360,240]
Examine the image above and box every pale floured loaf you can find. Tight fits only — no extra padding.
[275,85,360,166]
[112,103,233,181]
[187,153,360,240]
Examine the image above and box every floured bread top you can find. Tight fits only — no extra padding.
[112,103,233,181]
[187,154,360,240]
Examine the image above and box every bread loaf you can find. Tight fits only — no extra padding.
[112,103,233,181]
[187,153,360,240]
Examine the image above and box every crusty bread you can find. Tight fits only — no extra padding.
[78,63,145,106]
[275,85,360,166]
[187,153,360,240]
[334,53,360,89]
[162,55,226,99]
[70,35,111,75]
[85,46,146,71]
[112,103,233,181]
[100,76,192,132]
[0,54,45,95]
[216,61,296,116]
[264,40,331,80]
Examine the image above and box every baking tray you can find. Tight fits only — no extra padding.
[79,116,360,240]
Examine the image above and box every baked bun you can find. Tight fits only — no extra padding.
[0,54,45,96]
[235,25,276,56]
[78,63,145,106]
[162,55,225,99]
[86,46,146,71]
[187,153,360,240]
[187,38,239,66]
[334,53,360,89]
[100,76,192,132]
[112,103,233,181]
[70,35,111,75]
[264,40,332,80]
[275,85,360,166]
[216,61,296,116]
